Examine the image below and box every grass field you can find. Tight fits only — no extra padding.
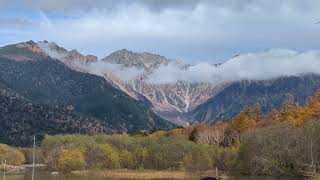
[73,169,226,179]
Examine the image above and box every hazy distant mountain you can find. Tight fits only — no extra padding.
[0,41,175,143]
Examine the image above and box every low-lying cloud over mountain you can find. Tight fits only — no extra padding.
[34,41,320,85]
[86,62,144,81]
[39,47,320,85]
[104,49,320,84]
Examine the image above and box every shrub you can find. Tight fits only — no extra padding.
[19,148,44,164]
[99,144,120,169]
[179,154,193,170]
[58,149,85,173]
[133,147,149,169]
[238,124,298,176]
[119,150,133,169]
[0,144,25,166]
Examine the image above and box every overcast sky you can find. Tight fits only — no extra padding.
[1,0,320,63]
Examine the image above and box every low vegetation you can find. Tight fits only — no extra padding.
[0,144,25,166]
[41,134,237,173]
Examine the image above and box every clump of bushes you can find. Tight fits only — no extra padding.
[58,149,85,173]
[0,144,25,166]
[238,120,320,177]
[19,147,44,164]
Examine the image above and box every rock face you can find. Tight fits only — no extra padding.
[102,49,170,71]
[123,80,223,124]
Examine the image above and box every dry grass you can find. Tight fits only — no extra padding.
[74,169,221,179]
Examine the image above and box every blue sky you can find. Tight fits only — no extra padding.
[1,0,320,64]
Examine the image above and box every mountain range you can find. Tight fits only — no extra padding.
[1,40,320,145]
[0,41,175,145]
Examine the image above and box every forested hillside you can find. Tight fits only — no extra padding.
[0,83,109,146]
[190,74,320,123]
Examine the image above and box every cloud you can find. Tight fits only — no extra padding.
[85,61,144,81]
[2,0,320,63]
[20,0,253,13]
[0,17,32,28]
[19,0,320,15]
[146,49,320,84]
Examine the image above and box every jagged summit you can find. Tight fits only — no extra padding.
[25,40,36,45]
[102,49,171,70]
[0,40,98,71]
[37,40,68,59]
[37,40,98,70]
[0,40,48,61]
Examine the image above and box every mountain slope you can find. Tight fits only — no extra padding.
[0,82,109,146]
[0,41,175,134]
[189,74,320,123]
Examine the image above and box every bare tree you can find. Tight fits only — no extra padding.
[191,123,226,145]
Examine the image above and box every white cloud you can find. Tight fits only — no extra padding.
[2,0,320,63]
[85,61,144,81]
[147,49,320,84]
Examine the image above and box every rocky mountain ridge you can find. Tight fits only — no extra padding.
[36,41,221,125]
[8,40,320,126]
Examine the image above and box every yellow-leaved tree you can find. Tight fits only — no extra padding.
[58,149,85,173]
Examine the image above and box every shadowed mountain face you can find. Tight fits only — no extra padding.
[189,75,320,123]
[0,83,109,146]
[0,41,175,145]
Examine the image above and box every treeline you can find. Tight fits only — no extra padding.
[41,134,237,173]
